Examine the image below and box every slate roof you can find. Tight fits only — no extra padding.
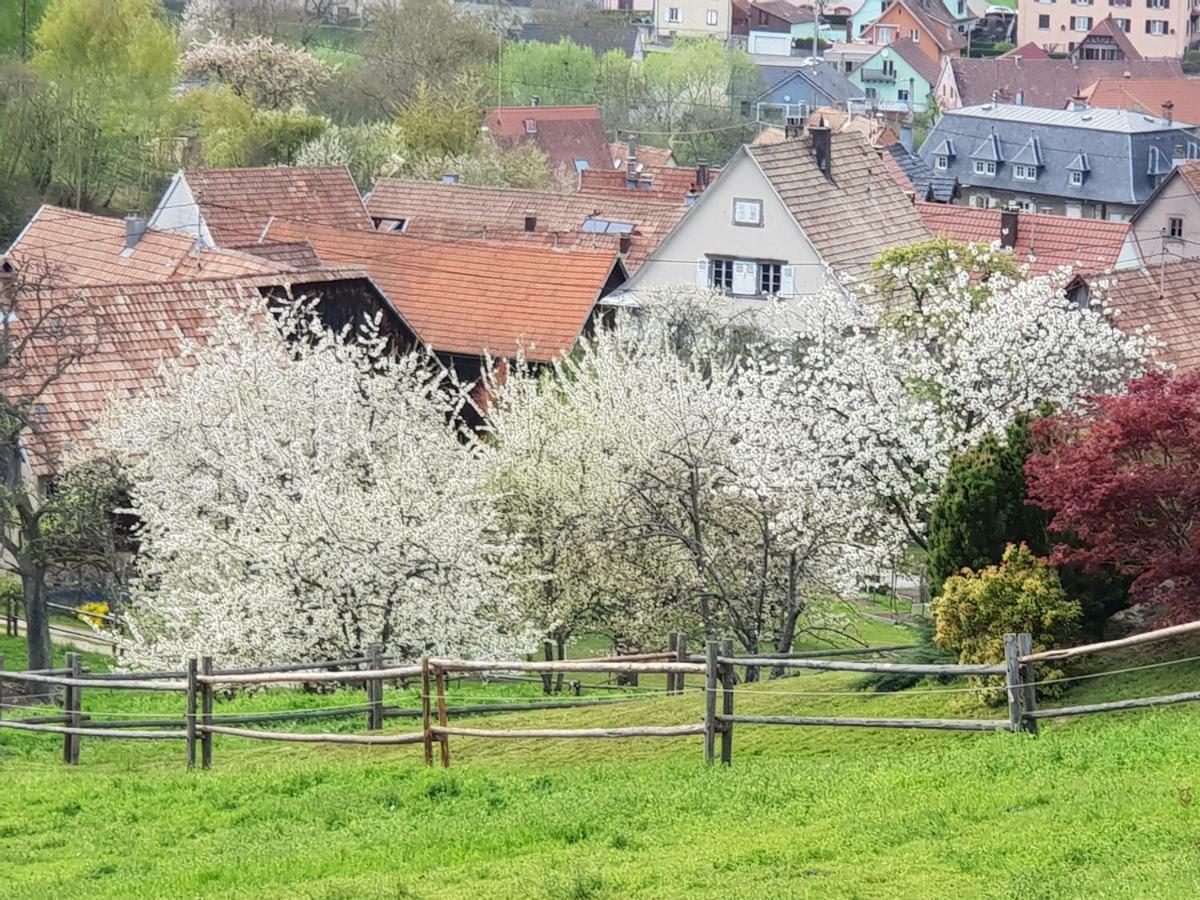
[516,22,641,57]
[578,165,720,203]
[12,269,378,475]
[1082,259,1200,372]
[755,60,866,106]
[916,202,1132,275]
[261,219,624,362]
[2,205,288,287]
[1082,78,1200,128]
[365,180,684,272]
[881,143,957,202]
[943,58,1185,109]
[747,131,931,284]
[485,106,612,174]
[179,166,374,246]
[918,103,1196,206]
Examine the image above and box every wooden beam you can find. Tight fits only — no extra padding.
[428,659,707,675]
[718,657,1005,676]
[199,665,423,686]
[0,720,187,739]
[430,724,707,740]
[1029,690,1200,720]
[720,715,1009,731]
[200,725,425,745]
[1020,619,1200,663]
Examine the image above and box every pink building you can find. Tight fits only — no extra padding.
[1016,6,1195,60]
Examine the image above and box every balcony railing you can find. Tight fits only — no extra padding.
[859,67,896,83]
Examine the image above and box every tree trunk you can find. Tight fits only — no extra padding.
[21,562,51,676]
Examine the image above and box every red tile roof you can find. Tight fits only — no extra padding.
[181,166,374,246]
[485,106,612,174]
[916,202,1132,275]
[945,58,1185,109]
[578,165,719,203]
[364,180,685,271]
[1076,16,1142,62]
[2,206,287,287]
[1085,259,1200,372]
[999,42,1050,60]
[262,219,623,362]
[609,142,675,168]
[13,270,371,475]
[1081,78,1200,128]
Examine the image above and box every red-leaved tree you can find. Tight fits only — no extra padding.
[1025,371,1200,620]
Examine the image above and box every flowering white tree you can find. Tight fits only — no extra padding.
[485,289,879,665]
[98,301,530,668]
[776,238,1151,551]
[181,36,334,110]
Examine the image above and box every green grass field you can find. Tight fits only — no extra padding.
[4,625,1200,899]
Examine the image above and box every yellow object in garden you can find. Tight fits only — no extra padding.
[77,601,110,630]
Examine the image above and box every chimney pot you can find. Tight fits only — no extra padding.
[625,133,639,183]
[524,211,537,233]
[1000,208,1019,250]
[1163,99,1175,124]
[696,160,710,190]
[810,125,833,178]
[124,215,148,251]
[531,95,540,107]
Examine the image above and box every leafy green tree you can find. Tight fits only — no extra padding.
[394,78,482,159]
[928,414,1047,595]
[498,38,598,107]
[402,138,560,190]
[174,86,327,168]
[32,0,177,209]
[0,0,49,57]
[933,543,1081,695]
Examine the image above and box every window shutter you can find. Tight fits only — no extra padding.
[780,265,796,297]
[696,258,711,288]
[732,260,757,295]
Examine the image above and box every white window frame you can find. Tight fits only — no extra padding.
[934,155,948,171]
[1069,170,1084,186]
[1169,216,1185,239]
[1146,18,1167,33]
[731,260,758,295]
[1013,163,1037,181]
[706,8,718,25]
[733,198,764,227]
[973,159,997,177]
[667,6,682,22]
[909,28,920,41]
[1072,15,1093,30]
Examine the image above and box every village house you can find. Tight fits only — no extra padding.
[483,105,614,177]
[364,180,685,272]
[745,60,866,122]
[655,0,731,42]
[619,127,929,303]
[917,202,1141,273]
[610,142,676,169]
[934,56,1185,110]
[880,141,958,201]
[147,165,374,248]
[919,102,1197,219]
[746,0,823,55]
[257,218,628,383]
[1128,160,1200,264]
[1016,0,1195,61]
[1080,77,1200,126]
[849,39,940,113]
[861,0,968,69]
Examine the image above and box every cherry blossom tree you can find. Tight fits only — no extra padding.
[181,36,333,110]
[98,301,530,668]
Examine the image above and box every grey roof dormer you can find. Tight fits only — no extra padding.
[1066,151,1091,173]
[1011,135,1043,167]
[970,132,1003,163]
[931,138,955,158]
[1147,146,1174,177]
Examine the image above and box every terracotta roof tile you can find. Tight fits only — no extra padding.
[485,106,612,174]
[1087,259,1200,372]
[578,165,719,203]
[1077,16,1142,62]
[183,165,374,246]
[1081,78,1200,127]
[946,58,1184,109]
[365,180,684,271]
[917,202,1132,274]
[748,132,931,283]
[262,219,623,361]
[609,142,675,168]
[2,205,287,287]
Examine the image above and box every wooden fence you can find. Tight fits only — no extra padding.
[2,621,1200,769]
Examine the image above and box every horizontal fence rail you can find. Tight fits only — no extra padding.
[2,620,1200,769]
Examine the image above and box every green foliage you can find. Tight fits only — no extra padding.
[928,414,1047,596]
[402,138,561,190]
[0,0,50,56]
[873,237,1022,322]
[933,543,1081,682]
[174,86,327,168]
[394,79,482,159]
[499,38,598,107]
[295,121,406,187]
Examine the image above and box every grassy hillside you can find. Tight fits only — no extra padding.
[4,629,1200,898]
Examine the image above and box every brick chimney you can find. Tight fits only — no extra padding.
[810,123,832,178]
[695,160,710,190]
[1000,208,1019,250]
[625,134,639,187]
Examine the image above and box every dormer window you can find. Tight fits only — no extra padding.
[1013,164,1038,181]
[523,119,537,134]
[973,160,997,176]
[1069,170,1084,187]
[934,154,949,171]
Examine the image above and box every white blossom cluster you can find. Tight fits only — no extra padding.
[98,301,529,668]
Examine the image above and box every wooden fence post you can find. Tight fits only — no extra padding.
[420,657,433,766]
[366,643,383,731]
[1017,632,1039,736]
[185,656,198,770]
[435,665,450,767]
[61,652,81,764]
[200,656,214,770]
[703,640,718,764]
[720,637,734,766]
[676,633,689,695]
[1003,633,1022,734]
[0,652,5,722]
[3,596,12,636]
[666,633,678,695]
